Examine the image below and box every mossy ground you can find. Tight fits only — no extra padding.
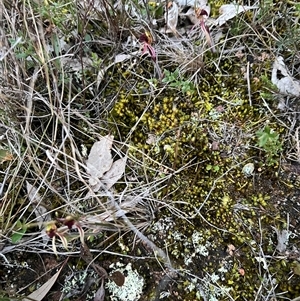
[1,0,300,300]
[100,54,300,299]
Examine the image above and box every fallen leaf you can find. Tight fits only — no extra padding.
[85,136,128,191]
[109,271,125,287]
[164,1,179,35]
[94,278,105,301]
[101,156,127,189]
[271,56,300,97]
[216,4,258,26]
[86,135,114,186]
[23,263,65,301]
[114,53,133,64]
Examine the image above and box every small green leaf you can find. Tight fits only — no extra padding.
[154,4,164,18]
[11,226,27,243]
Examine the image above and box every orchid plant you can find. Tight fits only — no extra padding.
[139,31,163,79]
[192,7,215,52]
[46,215,85,255]
[139,31,156,62]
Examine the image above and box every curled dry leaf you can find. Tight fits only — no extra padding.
[271,56,300,97]
[216,4,258,26]
[165,1,179,35]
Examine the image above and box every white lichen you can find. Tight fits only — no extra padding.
[195,244,209,256]
[151,217,176,239]
[192,231,210,256]
[106,262,144,301]
[171,230,186,241]
[210,273,220,283]
[184,253,195,265]
[62,269,99,300]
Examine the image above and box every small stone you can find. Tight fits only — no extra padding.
[242,163,254,176]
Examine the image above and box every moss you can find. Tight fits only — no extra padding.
[209,0,227,18]
[94,48,300,298]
